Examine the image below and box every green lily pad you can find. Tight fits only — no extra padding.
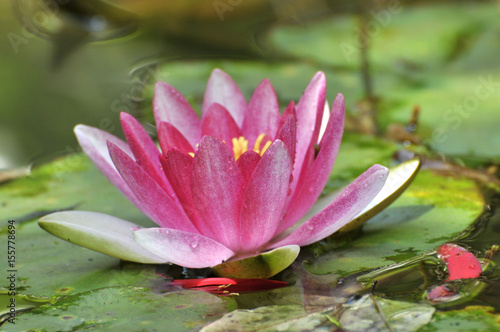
[339,294,435,332]
[0,219,164,298]
[202,294,436,332]
[212,245,300,279]
[305,168,485,276]
[267,2,500,160]
[200,304,327,332]
[269,4,490,70]
[419,306,500,332]
[1,287,235,332]
[0,291,51,322]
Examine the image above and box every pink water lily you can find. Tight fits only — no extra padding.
[39,69,390,274]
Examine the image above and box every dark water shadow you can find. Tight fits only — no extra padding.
[364,205,435,232]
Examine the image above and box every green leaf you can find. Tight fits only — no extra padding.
[1,287,236,332]
[0,291,51,319]
[419,306,500,332]
[269,3,500,160]
[305,168,484,276]
[202,295,435,332]
[200,304,326,332]
[212,245,300,279]
[269,4,490,70]
[339,294,435,332]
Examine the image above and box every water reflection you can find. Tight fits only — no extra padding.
[12,0,138,41]
[12,0,138,67]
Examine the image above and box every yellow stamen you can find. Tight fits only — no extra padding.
[232,133,271,160]
[260,140,272,155]
[232,136,248,160]
[188,144,199,158]
[253,133,266,153]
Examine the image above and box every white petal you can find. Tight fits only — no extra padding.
[133,228,235,269]
[354,157,421,220]
[318,100,330,142]
[38,211,168,264]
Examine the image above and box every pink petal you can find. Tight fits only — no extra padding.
[160,149,200,224]
[241,79,281,145]
[107,141,199,233]
[120,113,177,200]
[278,94,345,233]
[153,82,202,147]
[191,136,245,251]
[290,72,326,198]
[236,151,261,184]
[157,122,195,154]
[427,285,458,302]
[438,243,482,281]
[299,72,327,146]
[74,124,141,207]
[239,140,293,253]
[269,164,388,248]
[133,228,235,269]
[280,101,296,127]
[276,109,297,165]
[202,69,246,127]
[171,278,288,295]
[201,103,242,150]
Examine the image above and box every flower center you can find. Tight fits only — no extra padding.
[232,133,272,160]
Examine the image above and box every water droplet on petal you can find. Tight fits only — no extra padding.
[305,222,315,231]
[190,238,199,249]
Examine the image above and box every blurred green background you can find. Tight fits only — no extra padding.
[1,0,499,169]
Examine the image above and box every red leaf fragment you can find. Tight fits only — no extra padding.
[171,277,288,295]
[438,243,482,281]
[427,284,457,301]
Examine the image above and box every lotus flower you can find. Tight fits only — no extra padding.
[39,69,393,277]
